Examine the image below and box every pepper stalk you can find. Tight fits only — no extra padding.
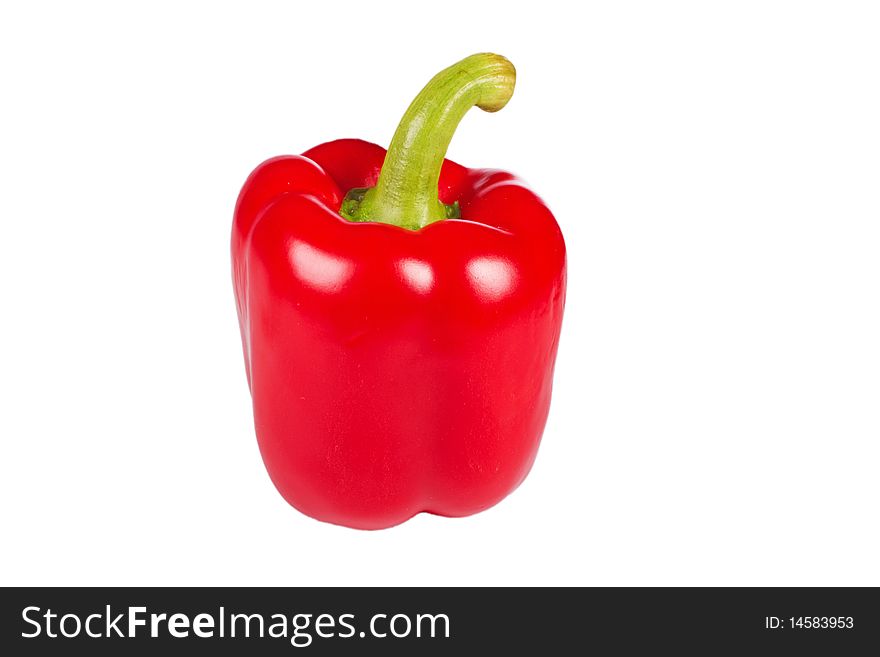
[340,53,516,230]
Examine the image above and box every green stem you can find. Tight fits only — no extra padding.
[340,53,515,230]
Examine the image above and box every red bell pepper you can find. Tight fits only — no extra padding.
[232,54,566,529]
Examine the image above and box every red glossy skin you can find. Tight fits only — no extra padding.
[232,139,566,529]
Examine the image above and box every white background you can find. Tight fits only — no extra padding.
[1,1,878,586]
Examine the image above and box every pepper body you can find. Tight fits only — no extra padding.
[232,138,565,529]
